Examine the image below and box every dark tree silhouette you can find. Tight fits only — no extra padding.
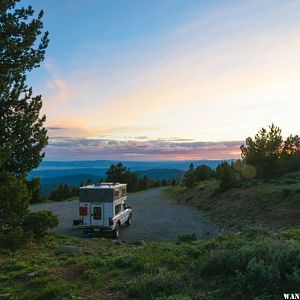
[0,0,49,175]
[183,163,196,188]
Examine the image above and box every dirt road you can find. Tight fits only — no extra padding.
[31,187,219,241]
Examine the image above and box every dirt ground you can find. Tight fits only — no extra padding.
[31,187,220,242]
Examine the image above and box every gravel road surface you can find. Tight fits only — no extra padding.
[31,187,219,242]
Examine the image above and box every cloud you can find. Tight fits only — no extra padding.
[46,125,160,139]
[44,137,243,160]
[46,127,64,130]
[47,79,69,102]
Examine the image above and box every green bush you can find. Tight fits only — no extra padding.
[155,295,192,300]
[81,269,100,281]
[219,162,239,191]
[177,233,197,244]
[283,178,298,185]
[0,227,32,249]
[128,270,183,299]
[26,177,46,204]
[23,211,58,238]
[60,257,78,266]
[84,256,106,267]
[281,187,292,198]
[0,259,34,281]
[277,228,300,241]
[113,254,136,268]
[281,188,300,203]
[0,172,30,229]
[197,236,300,298]
[183,163,196,188]
[24,278,77,300]
[241,225,270,238]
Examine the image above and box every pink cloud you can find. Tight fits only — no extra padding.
[44,137,243,161]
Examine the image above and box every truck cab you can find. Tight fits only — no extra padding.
[79,183,132,238]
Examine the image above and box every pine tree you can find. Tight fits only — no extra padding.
[183,163,196,188]
[0,0,49,175]
[0,1,50,245]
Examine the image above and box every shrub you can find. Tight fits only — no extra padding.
[281,188,292,198]
[195,164,214,181]
[114,254,136,268]
[1,259,34,280]
[177,233,197,244]
[81,269,100,281]
[197,236,300,298]
[277,228,300,241]
[0,172,30,228]
[0,227,32,249]
[84,256,106,267]
[25,278,77,300]
[155,295,192,300]
[241,225,270,238]
[128,270,183,299]
[282,188,300,204]
[219,162,238,191]
[183,163,196,188]
[23,211,58,238]
[26,177,45,204]
[60,257,78,266]
[283,178,298,185]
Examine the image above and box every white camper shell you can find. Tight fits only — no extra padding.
[79,183,132,238]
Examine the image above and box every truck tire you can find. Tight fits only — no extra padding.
[126,214,132,226]
[112,223,120,239]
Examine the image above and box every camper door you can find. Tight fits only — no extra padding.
[91,204,104,226]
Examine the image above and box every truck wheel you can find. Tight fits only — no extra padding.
[112,224,120,239]
[126,214,132,226]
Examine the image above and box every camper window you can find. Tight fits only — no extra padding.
[121,188,126,196]
[93,207,102,220]
[114,190,120,199]
[115,204,121,215]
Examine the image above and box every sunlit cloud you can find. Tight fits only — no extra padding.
[44,137,242,161]
[47,79,69,102]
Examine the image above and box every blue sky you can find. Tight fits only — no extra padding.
[22,0,300,160]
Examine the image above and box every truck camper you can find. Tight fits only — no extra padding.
[78,183,132,238]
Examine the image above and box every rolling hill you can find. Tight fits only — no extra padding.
[30,160,233,194]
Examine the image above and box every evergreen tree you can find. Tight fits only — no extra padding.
[219,162,234,191]
[106,163,127,183]
[216,162,229,179]
[282,134,300,172]
[183,163,196,188]
[139,175,150,190]
[195,164,214,181]
[240,124,284,178]
[0,150,30,228]
[162,178,169,186]
[171,177,178,186]
[0,0,49,175]
[126,171,139,192]
[0,1,50,244]
[49,184,78,201]
[26,177,44,204]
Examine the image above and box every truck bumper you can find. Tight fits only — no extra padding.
[81,226,113,233]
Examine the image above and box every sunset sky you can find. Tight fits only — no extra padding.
[24,0,300,160]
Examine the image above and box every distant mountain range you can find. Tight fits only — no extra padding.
[29,159,234,194]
